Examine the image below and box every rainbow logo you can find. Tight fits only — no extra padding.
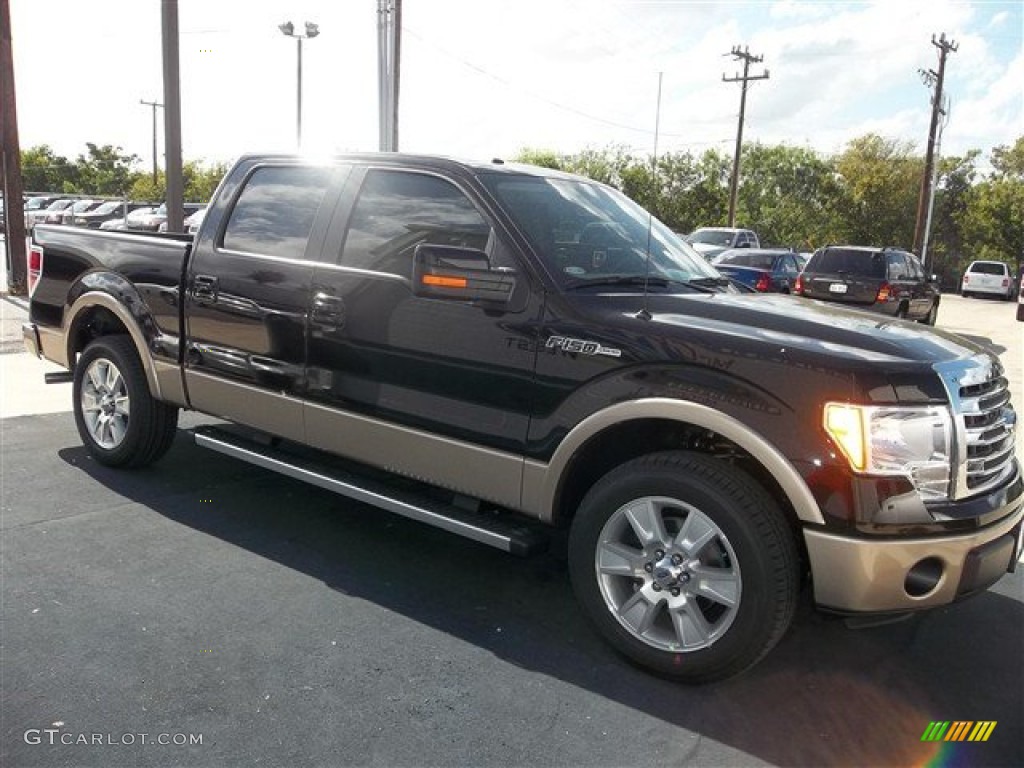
[921,721,996,742]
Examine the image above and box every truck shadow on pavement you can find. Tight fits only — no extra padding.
[58,432,1023,768]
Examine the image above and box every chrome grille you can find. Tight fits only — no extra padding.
[934,355,1017,499]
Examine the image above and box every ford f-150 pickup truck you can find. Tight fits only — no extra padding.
[24,154,1023,682]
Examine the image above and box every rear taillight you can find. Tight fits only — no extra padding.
[962,275,969,283]
[755,274,771,292]
[1002,278,1009,287]
[27,241,44,297]
[875,282,891,302]
[793,275,804,294]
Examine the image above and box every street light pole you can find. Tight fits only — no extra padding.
[279,21,320,149]
[139,99,163,185]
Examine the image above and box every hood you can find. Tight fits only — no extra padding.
[572,291,985,365]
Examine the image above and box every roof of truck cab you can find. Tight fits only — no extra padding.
[233,152,589,182]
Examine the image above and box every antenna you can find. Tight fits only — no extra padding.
[639,71,663,322]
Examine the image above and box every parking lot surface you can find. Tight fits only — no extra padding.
[2,294,1022,767]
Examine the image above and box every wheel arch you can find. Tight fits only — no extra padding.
[64,290,165,401]
[521,398,823,527]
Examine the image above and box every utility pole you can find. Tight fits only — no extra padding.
[162,0,184,233]
[722,46,769,227]
[1,0,27,294]
[377,0,401,151]
[139,99,163,186]
[913,33,957,256]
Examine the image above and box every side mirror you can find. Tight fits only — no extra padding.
[412,244,516,304]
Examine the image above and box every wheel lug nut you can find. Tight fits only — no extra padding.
[670,588,680,597]
[671,553,683,565]
[644,563,653,573]
[652,583,662,592]
[655,549,665,559]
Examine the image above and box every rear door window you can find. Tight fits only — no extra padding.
[970,262,1007,276]
[222,165,333,260]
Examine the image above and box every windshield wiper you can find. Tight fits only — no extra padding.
[565,275,683,291]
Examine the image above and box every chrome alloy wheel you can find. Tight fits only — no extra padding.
[595,496,742,652]
[80,357,131,449]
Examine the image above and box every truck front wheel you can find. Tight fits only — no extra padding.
[568,451,799,683]
[73,336,179,467]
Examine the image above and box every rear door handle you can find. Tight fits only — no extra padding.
[311,292,346,328]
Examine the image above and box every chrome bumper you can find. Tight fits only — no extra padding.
[805,494,1024,613]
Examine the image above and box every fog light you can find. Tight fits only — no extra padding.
[905,557,944,597]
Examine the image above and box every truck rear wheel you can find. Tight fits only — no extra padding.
[568,451,799,683]
[73,336,179,467]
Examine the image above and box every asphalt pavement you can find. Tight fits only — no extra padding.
[1,293,1022,767]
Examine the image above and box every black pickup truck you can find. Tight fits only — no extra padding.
[24,154,1023,682]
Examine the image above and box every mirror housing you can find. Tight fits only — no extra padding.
[412,244,516,304]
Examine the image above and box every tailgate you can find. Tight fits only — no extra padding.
[801,273,878,304]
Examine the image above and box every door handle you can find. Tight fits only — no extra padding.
[193,274,219,300]
[311,292,346,328]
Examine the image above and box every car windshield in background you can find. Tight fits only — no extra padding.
[811,248,886,278]
[93,201,123,215]
[688,229,736,246]
[479,174,719,287]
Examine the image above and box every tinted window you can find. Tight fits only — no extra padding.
[222,165,332,260]
[887,253,910,280]
[810,249,886,278]
[907,254,925,280]
[341,170,490,276]
[969,262,1008,276]
[781,255,799,274]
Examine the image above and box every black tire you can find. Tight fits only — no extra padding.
[568,451,800,683]
[919,301,939,326]
[895,303,909,319]
[73,336,179,468]
[961,291,970,298]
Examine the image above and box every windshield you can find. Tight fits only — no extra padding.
[479,174,719,286]
[94,201,122,214]
[688,229,737,246]
[70,200,95,213]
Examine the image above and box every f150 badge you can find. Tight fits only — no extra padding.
[546,335,622,358]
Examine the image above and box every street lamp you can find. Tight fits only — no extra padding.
[279,21,320,149]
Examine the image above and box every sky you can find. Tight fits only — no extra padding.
[9,0,1023,173]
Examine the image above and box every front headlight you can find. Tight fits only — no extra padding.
[823,403,953,501]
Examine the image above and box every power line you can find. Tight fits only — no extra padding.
[722,45,769,227]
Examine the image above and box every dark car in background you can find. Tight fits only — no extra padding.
[58,199,101,225]
[73,200,152,229]
[795,245,940,324]
[712,248,803,293]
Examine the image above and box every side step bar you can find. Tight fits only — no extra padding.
[193,426,548,556]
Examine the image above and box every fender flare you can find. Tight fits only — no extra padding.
[522,397,824,525]
[63,290,165,400]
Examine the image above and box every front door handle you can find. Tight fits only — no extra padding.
[311,292,346,328]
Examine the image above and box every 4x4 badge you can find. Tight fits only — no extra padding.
[546,335,622,358]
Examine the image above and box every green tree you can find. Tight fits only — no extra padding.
[183,160,229,202]
[76,143,141,196]
[958,137,1024,277]
[735,143,844,249]
[832,134,922,247]
[20,145,81,193]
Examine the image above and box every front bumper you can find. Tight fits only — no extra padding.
[805,491,1024,613]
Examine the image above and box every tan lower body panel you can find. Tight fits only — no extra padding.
[804,504,1024,612]
[185,371,305,442]
[304,400,524,510]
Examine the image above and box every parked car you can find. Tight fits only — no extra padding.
[685,227,760,261]
[795,245,940,324]
[100,206,157,230]
[59,199,101,225]
[158,205,208,233]
[712,248,803,293]
[961,260,1015,300]
[26,198,76,228]
[1018,267,1024,321]
[135,201,205,232]
[74,201,152,229]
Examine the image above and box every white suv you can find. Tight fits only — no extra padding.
[961,260,1015,300]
